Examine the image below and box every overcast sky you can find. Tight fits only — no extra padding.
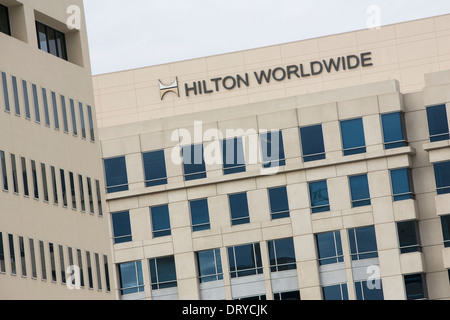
[83,0,450,75]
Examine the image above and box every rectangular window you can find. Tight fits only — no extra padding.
[322,283,349,300]
[390,168,415,201]
[149,256,178,290]
[143,150,167,187]
[309,180,330,213]
[182,144,207,181]
[31,160,39,199]
[77,249,85,287]
[39,240,47,280]
[268,238,296,272]
[96,180,103,216]
[0,150,7,191]
[36,21,68,60]
[0,4,11,36]
[222,137,246,175]
[151,205,171,238]
[41,163,49,202]
[300,124,326,162]
[69,99,77,136]
[268,186,290,220]
[49,243,57,282]
[51,91,59,130]
[42,88,50,126]
[340,118,366,156]
[50,166,58,204]
[79,102,86,139]
[0,233,4,273]
[87,105,95,142]
[190,199,211,232]
[397,221,421,254]
[260,130,286,168]
[316,231,344,265]
[10,154,18,194]
[86,251,93,289]
[229,192,250,226]
[19,237,26,277]
[112,211,132,244]
[103,255,111,292]
[227,243,263,278]
[1,71,10,112]
[104,156,128,193]
[426,104,449,142]
[273,291,301,300]
[79,175,85,212]
[22,80,30,119]
[381,112,408,149]
[60,95,69,133]
[349,174,371,207]
[404,274,427,300]
[348,226,378,261]
[87,177,94,214]
[29,239,37,279]
[440,215,450,248]
[95,253,102,290]
[11,76,20,116]
[69,172,76,209]
[60,169,67,207]
[197,249,223,283]
[59,245,66,284]
[32,84,40,123]
[434,161,450,195]
[21,157,29,197]
[118,261,144,295]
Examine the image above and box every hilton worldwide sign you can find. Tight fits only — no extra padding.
[159,51,373,100]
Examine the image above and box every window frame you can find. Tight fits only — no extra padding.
[300,124,326,162]
[308,180,330,214]
[149,256,178,290]
[222,137,246,175]
[268,186,290,220]
[142,150,167,187]
[35,21,68,61]
[227,243,263,279]
[104,156,129,194]
[340,118,367,156]
[189,198,211,232]
[111,211,132,244]
[150,204,171,238]
[349,174,371,208]
[348,225,379,261]
[381,111,408,149]
[228,192,250,226]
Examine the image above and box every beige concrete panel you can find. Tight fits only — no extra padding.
[138,192,169,208]
[297,260,321,289]
[386,154,412,170]
[404,110,429,143]
[169,201,190,229]
[426,271,450,300]
[428,147,450,164]
[364,114,383,149]
[208,195,231,229]
[255,173,287,190]
[377,92,405,114]
[143,242,174,259]
[282,127,302,161]
[400,252,426,275]
[101,135,141,158]
[108,197,139,213]
[130,207,152,242]
[294,234,317,262]
[248,189,270,224]
[412,166,436,194]
[178,278,200,300]
[442,248,450,269]
[328,176,351,211]
[287,182,310,210]
[297,102,338,126]
[435,194,450,216]
[165,147,183,179]
[257,109,298,130]
[125,153,144,185]
[378,249,402,277]
[371,197,395,224]
[172,227,194,254]
[297,286,322,300]
[305,165,336,182]
[393,199,420,221]
[114,247,145,264]
[311,215,343,234]
[262,223,293,241]
[419,219,444,247]
[375,222,399,251]
[337,96,379,120]
[342,211,374,229]
[221,227,262,247]
[381,275,406,300]
[291,209,313,236]
[336,161,368,177]
[415,193,437,220]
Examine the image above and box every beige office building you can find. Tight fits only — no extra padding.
[94,14,450,301]
[0,0,115,299]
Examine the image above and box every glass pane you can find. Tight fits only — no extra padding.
[382,112,407,149]
[309,180,329,213]
[268,186,289,218]
[104,157,128,193]
[32,84,41,123]
[112,211,132,244]
[70,99,77,136]
[0,5,11,35]
[397,221,419,253]
[2,72,10,112]
[434,162,450,195]
[404,274,425,300]
[427,105,450,142]
[222,137,246,174]
[317,232,340,265]
[87,105,95,141]
[47,27,57,56]
[143,150,167,187]
[349,174,371,207]
[42,88,50,126]
[190,199,210,231]
[36,22,48,52]
[340,118,366,155]
[182,144,207,181]
[61,95,69,133]
[391,168,413,201]
[156,256,177,288]
[229,193,250,225]
[151,205,171,237]
[260,131,285,168]
[51,92,59,129]
[300,125,326,162]
[22,80,30,119]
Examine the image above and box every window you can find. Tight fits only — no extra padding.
[11,76,20,116]
[21,157,29,197]
[10,154,18,194]
[268,238,296,272]
[300,124,326,162]
[79,174,85,212]
[149,256,177,290]
[31,160,39,199]
[87,105,95,142]
[59,245,66,284]
[111,211,132,244]
[22,80,30,119]
[0,150,7,191]
[49,243,57,282]
[349,174,371,207]
[19,237,26,277]
[273,291,300,300]
[60,169,67,207]
[143,150,167,187]
[229,192,250,226]
[316,231,344,265]
[340,118,366,156]
[69,172,76,209]
[51,91,59,130]
[309,180,330,213]
[434,161,450,195]
[39,241,47,280]
[151,205,171,238]
[268,186,290,220]
[260,130,286,168]
[69,99,77,136]
[96,180,103,216]
[41,163,49,202]
[222,137,246,175]
[0,233,4,273]
[61,95,69,133]
[50,166,58,204]
[182,144,207,181]
[348,226,378,261]
[36,21,68,60]
[426,104,449,142]
[8,234,15,275]
[0,4,11,36]
[397,221,421,254]
[381,112,408,149]
[322,283,349,300]
[79,102,86,139]
[355,280,384,300]
[32,84,40,123]
[104,156,128,193]
[190,199,210,232]
[86,251,93,289]
[87,177,94,214]
[227,243,263,278]
[390,168,415,201]
[197,249,223,283]
[2,71,9,112]
[440,215,450,248]
[95,253,102,290]
[118,261,144,295]
[42,88,50,126]
[77,249,85,287]
[404,274,427,300]
[103,255,111,292]
[29,239,37,279]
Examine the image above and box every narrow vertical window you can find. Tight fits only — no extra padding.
[118,261,144,295]
[79,102,86,139]
[50,166,58,204]
[79,175,85,212]
[268,238,296,272]
[149,256,178,290]
[227,243,263,278]
[260,130,286,168]
[8,234,16,275]
[441,215,450,248]
[11,154,18,194]
[60,169,67,207]
[300,124,326,162]
[21,157,29,197]
[87,177,94,214]
[49,243,57,282]
[86,251,93,289]
[32,84,41,123]
[69,172,76,210]
[42,88,50,126]
[39,240,47,280]
[340,118,366,156]
[51,91,59,130]
[22,80,31,119]
[0,150,8,191]
[70,99,77,136]
[31,160,39,199]
[1,72,9,112]
[0,233,4,273]
[87,105,95,142]
[29,239,37,279]
[59,245,66,284]
[41,163,49,202]
[397,221,421,254]
[0,5,11,36]
[197,249,223,283]
[77,249,85,287]
[19,236,26,277]
[95,253,102,290]
[95,180,103,216]
[404,274,427,300]
[36,21,48,53]
[104,255,111,292]
[11,75,20,116]
[60,95,69,133]
[143,150,167,187]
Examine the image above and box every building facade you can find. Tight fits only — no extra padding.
[0,0,115,299]
[94,14,450,300]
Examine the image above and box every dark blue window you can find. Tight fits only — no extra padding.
[70,99,77,136]
[273,291,300,300]
[440,215,450,248]
[268,238,296,272]
[349,174,371,207]
[11,76,20,116]
[42,88,50,126]
[32,84,40,123]
[309,180,330,213]
[143,150,167,187]
[111,211,132,244]
[61,95,69,133]
[340,118,366,156]
[0,5,10,36]
[300,124,326,162]
[22,80,30,119]
[227,243,263,278]
[434,161,450,195]
[79,102,86,139]
[348,226,378,261]
[222,137,246,175]
[51,91,59,130]
[316,231,343,265]
[381,112,408,149]
[197,249,223,283]
[190,199,210,232]
[151,205,171,238]
[1,72,9,112]
[390,168,415,201]
[118,261,144,295]
[397,221,421,254]
[426,104,449,142]
[322,283,348,300]
[229,192,250,226]
[355,280,384,300]
[268,186,290,220]
[104,156,128,193]
[404,274,426,300]
[149,256,177,290]
[260,131,286,168]
[182,144,206,181]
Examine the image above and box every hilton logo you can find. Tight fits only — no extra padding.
[159,77,179,100]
